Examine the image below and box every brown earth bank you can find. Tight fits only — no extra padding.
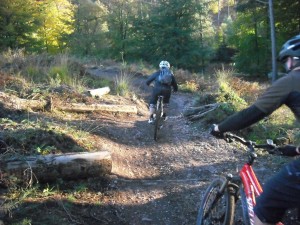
[0,68,297,225]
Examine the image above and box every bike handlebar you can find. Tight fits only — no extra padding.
[224,133,277,153]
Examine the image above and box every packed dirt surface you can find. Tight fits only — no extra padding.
[2,67,296,225]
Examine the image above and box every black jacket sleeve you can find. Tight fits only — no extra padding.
[146,72,158,86]
[218,105,267,133]
[172,76,178,92]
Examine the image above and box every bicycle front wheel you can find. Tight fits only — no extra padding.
[196,177,235,225]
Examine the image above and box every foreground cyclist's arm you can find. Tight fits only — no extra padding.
[274,145,300,156]
[213,105,267,133]
[212,74,297,134]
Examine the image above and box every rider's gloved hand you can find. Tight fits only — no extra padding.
[210,124,225,139]
[275,145,300,156]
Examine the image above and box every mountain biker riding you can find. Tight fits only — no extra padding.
[146,60,178,124]
[210,35,300,225]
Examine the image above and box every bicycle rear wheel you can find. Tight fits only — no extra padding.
[154,113,160,141]
[196,177,235,225]
[154,100,162,141]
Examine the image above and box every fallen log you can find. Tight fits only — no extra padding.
[184,103,220,121]
[88,87,110,98]
[1,151,112,184]
[57,103,138,114]
[0,92,47,110]
[0,91,137,114]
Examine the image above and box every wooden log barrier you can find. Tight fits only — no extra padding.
[1,151,112,183]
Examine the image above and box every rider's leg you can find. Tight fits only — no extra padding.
[148,89,158,123]
[162,88,171,119]
[148,104,156,123]
[149,104,156,117]
[254,159,300,224]
[163,103,169,119]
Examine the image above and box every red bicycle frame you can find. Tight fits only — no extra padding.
[240,164,284,225]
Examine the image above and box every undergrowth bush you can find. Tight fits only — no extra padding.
[191,68,299,144]
[179,80,199,93]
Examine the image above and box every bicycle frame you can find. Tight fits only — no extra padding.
[196,134,293,225]
[239,157,284,225]
[239,163,263,225]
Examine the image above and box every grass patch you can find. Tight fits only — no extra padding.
[114,71,133,96]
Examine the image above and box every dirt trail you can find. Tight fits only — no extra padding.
[85,68,246,225]
[3,67,285,225]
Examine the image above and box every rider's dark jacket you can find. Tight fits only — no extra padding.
[146,70,178,92]
[146,70,178,105]
[218,68,300,132]
[219,68,300,171]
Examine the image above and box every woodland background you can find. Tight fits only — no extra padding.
[1,1,300,224]
[1,0,299,75]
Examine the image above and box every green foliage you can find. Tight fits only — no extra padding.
[190,67,300,144]
[0,0,299,76]
[68,0,108,56]
[114,71,132,97]
[41,185,56,197]
[25,66,42,82]
[215,69,248,112]
[225,0,300,76]
[11,218,32,225]
[0,0,42,51]
[227,3,270,76]
[217,81,247,111]
[48,65,70,85]
[0,117,91,155]
[35,145,56,155]
[246,106,299,144]
[74,183,88,193]
[130,0,213,71]
[179,80,199,93]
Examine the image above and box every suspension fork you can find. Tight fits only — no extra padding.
[226,174,241,200]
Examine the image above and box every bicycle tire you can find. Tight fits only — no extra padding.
[239,186,251,225]
[154,99,162,141]
[196,177,235,225]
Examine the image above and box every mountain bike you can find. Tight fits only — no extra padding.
[196,133,298,225]
[153,95,164,141]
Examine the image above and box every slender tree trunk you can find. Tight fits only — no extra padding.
[268,0,277,82]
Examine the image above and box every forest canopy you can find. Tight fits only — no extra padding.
[0,0,299,74]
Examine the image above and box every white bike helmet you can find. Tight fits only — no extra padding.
[159,60,170,69]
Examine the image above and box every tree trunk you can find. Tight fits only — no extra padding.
[2,151,112,184]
